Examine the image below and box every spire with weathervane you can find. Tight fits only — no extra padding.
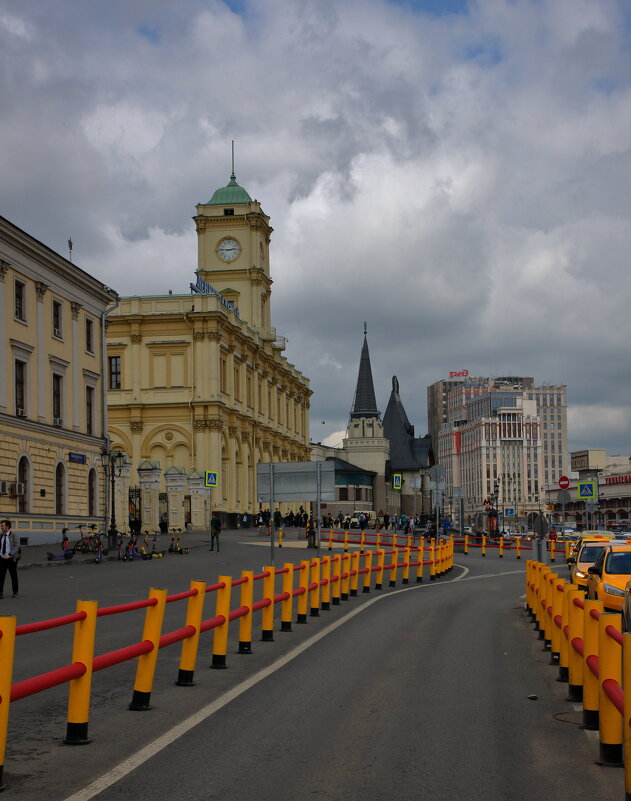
[350,322,380,420]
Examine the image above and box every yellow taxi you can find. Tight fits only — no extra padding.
[568,538,613,590]
[586,543,631,612]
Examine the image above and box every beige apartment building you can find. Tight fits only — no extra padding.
[433,376,568,530]
[106,171,310,531]
[0,216,117,543]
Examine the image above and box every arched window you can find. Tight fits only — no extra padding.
[88,468,97,517]
[17,456,30,514]
[55,462,65,515]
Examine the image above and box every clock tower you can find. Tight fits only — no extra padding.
[194,170,274,337]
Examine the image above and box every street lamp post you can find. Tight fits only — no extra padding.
[488,476,501,536]
[100,448,125,551]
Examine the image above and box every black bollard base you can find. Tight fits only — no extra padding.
[598,742,623,767]
[341,592,349,601]
[211,654,227,669]
[238,641,252,654]
[567,683,583,702]
[309,608,319,617]
[402,578,408,585]
[129,690,152,711]
[582,709,599,730]
[375,583,382,590]
[64,722,90,745]
[281,621,292,632]
[261,630,274,641]
[296,613,308,624]
[332,597,340,605]
[176,668,195,686]
[321,601,330,610]
[350,589,357,597]
[557,665,569,683]
[362,587,370,593]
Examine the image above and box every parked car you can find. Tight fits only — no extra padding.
[568,538,613,590]
[586,543,631,612]
[349,511,376,530]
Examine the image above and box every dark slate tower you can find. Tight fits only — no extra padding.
[350,323,380,420]
[383,376,433,472]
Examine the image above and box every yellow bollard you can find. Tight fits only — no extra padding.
[321,556,331,610]
[278,529,283,548]
[402,546,411,585]
[177,580,209,684]
[464,534,469,555]
[375,549,385,590]
[623,634,631,795]
[543,570,556,649]
[499,535,504,558]
[363,551,373,593]
[281,563,294,631]
[331,554,341,605]
[129,588,168,710]
[582,599,604,730]
[0,616,16,788]
[550,539,556,563]
[429,541,436,580]
[360,531,365,554]
[328,529,333,551]
[344,531,349,553]
[565,540,571,562]
[261,565,276,640]
[211,576,232,668]
[550,577,564,665]
[389,547,399,587]
[557,582,578,683]
[296,560,310,623]
[65,600,98,743]
[481,535,487,557]
[341,553,351,600]
[310,559,321,617]
[350,551,360,597]
[516,537,521,559]
[597,612,623,765]
[416,540,424,583]
[567,588,585,701]
[238,571,255,653]
[376,532,381,549]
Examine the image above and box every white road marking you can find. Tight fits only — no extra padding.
[61,564,520,801]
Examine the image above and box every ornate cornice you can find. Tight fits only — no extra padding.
[130,332,142,343]
[207,331,221,342]
[130,421,144,433]
[35,281,48,301]
[208,419,224,432]
[0,259,9,281]
[193,330,205,342]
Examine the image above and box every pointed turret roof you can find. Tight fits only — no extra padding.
[350,326,380,419]
[383,376,433,470]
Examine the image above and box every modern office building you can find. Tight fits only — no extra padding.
[0,215,117,543]
[106,169,311,531]
[431,376,568,529]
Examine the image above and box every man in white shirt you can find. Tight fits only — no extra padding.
[0,519,19,598]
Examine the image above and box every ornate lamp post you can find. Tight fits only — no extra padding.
[100,448,125,551]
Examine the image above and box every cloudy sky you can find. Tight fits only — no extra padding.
[1,0,630,462]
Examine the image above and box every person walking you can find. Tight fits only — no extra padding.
[209,512,221,552]
[0,519,19,598]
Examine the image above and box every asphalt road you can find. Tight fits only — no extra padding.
[1,535,622,801]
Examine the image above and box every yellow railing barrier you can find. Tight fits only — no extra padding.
[238,572,255,654]
[281,563,295,630]
[309,559,321,617]
[211,576,232,669]
[550,577,564,665]
[582,599,604,730]
[481,535,487,557]
[598,612,623,765]
[321,556,331,610]
[296,561,310,622]
[0,616,16,790]
[344,531,349,553]
[360,531,365,554]
[129,588,168,711]
[375,549,385,590]
[567,588,585,702]
[177,580,208,685]
[429,541,436,581]
[499,535,504,558]
[416,541,424,584]
[331,554,341,606]
[64,600,98,743]
[516,537,521,559]
[402,546,411,585]
[341,553,351,600]
[557,582,578,684]
[350,552,360,597]
[363,551,373,594]
[328,529,333,551]
[262,566,276,639]
[464,534,469,555]
[389,547,398,588]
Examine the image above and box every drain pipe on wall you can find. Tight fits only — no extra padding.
[101,294,120,533]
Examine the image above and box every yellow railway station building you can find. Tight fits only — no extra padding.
[106,170,311,532]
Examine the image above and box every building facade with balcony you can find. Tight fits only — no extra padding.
[434,376,568,530]
[0,216,117,543]
[106,171,311,531]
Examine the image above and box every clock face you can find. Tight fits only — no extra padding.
[218,238,241,262]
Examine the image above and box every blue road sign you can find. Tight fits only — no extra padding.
[577,481,596,499]
[205,471,218,488]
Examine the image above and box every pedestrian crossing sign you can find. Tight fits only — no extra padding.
[392,474,402,490]
[205,471,218,488]
[577,481,596,500]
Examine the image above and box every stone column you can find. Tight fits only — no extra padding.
[71,302,81,430]
[208,332,221,398]
[187,470,210,532]
[0,261,7,412]
[164,467,187,529]
[35,281,48,422]
[137,461,162,530]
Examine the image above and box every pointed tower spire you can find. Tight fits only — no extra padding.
[350,324,380,419]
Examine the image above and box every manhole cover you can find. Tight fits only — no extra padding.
[553,710,582,725]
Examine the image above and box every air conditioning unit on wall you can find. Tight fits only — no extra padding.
[16,409,26,417]
[53,418,63,427]
[9,482,24,496]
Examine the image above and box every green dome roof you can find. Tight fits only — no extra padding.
[207,173,252,205]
